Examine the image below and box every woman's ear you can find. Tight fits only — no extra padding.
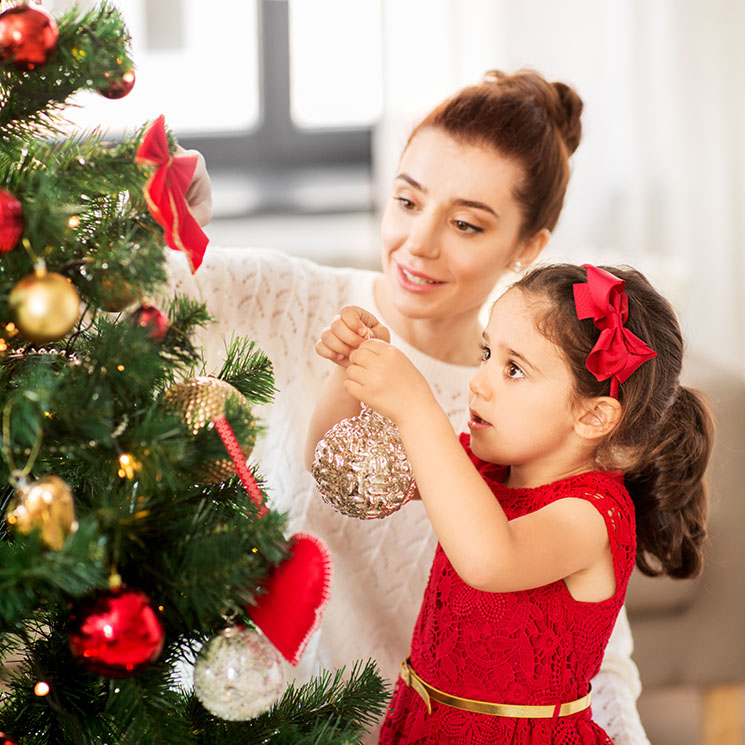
[575,397,622,441]
[515,228,551,267]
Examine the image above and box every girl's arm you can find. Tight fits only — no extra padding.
[304,306,390,470]
[345,339,611,594]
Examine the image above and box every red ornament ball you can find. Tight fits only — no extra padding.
[0,4,59,71]
[68,587,165,678]
[0,733,19,745]
[132,304,169,340]
[99,68,136,99]
[0,188,23,253]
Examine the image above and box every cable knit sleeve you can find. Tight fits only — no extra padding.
[591,608,652,745]
[163,246,349,385]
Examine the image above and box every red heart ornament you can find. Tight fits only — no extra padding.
[247,532,332,665]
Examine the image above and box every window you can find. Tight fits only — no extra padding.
[56,0,383,215]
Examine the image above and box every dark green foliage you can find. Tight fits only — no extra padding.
[0,3,387,742]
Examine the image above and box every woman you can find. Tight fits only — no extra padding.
[172,70,650,745]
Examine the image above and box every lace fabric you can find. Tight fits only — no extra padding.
[379,434,636,745]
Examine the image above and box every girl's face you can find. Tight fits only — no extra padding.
[468,288,588,486]
[380,127,541,324]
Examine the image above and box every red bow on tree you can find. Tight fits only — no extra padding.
[573,264,656,398]
[136,115,208,273]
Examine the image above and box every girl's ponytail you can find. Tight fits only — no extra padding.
[626,386,714,579]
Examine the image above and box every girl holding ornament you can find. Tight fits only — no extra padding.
[168,69,650,744]
[306,263,712,744]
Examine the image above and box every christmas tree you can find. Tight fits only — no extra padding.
[0,3,387,743]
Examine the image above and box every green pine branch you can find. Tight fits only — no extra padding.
[0,3,134,137]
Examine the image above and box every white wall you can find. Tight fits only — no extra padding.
[375,0,745,378]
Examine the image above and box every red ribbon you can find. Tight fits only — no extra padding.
[573,264,656,398]
[136,115,208,273]
[212,414,268,517]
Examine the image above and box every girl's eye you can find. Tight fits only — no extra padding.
[453,219,483,234]
[506,362,525,379]
[479,344,491,362]
[394,196,416,210]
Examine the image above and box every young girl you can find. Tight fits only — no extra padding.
[307,263,713,744]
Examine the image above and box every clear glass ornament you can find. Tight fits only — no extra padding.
[193,626,285,721]
[312,404,416,519]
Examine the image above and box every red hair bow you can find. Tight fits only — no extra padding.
[573,264,656,398]
[136,115,208,273]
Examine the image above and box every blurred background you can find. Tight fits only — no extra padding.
[42,1,745,743]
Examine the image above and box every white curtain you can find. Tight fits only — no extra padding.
[375,0,745,376]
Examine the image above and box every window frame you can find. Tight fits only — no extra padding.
[177,0,373,214]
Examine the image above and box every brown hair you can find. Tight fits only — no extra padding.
[513,264,713,580]
[407,69,583,240]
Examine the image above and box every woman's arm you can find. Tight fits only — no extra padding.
[591,608,652,745]
[344,339,611,594]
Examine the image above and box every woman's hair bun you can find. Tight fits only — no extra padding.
[550,81,583,155]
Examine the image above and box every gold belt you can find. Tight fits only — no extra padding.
[400,658,591,718]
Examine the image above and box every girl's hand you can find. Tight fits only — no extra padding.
[315,306,390,368]
[177,145,213,227]
[345,338,436,425]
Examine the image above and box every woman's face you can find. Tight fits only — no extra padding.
[380,127,540,323]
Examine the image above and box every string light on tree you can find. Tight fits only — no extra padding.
[0,732,19,745]
[0,4,59,71]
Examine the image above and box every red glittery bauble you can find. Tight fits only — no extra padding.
[0,732,19,745]
[68,587,165,678]
[0,5,59,71]
[0,188,23,253]
[132,304,169,340]
[98,68,136,99]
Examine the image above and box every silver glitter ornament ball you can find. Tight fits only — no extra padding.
[193,626,285,721]
[312,404,416,519]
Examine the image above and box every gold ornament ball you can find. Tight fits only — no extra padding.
[9,270,81,344]
[312,404,416,519]
[162,376,255,483]
[98,277,139,312]
[6,475,79,550]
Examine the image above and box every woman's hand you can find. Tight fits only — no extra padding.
[344,338,436,425]
[315,306,390,368]
[177,145,213,227]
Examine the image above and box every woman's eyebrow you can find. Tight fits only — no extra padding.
[397,174,498,218]
[395,173,425,191]
[453,198,498,218]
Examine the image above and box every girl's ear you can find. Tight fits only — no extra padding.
[515,228,550,267]
[575,397,622,441]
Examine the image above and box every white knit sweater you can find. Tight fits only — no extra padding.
[166,246,650,745]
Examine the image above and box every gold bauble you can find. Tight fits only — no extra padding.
[6,475,78,550]
[8,269,81,344]
[312,404,415,519]
[98,277,139,312]
[162,376,255,483]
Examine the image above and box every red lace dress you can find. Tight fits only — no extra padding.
[378,434,636,745]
